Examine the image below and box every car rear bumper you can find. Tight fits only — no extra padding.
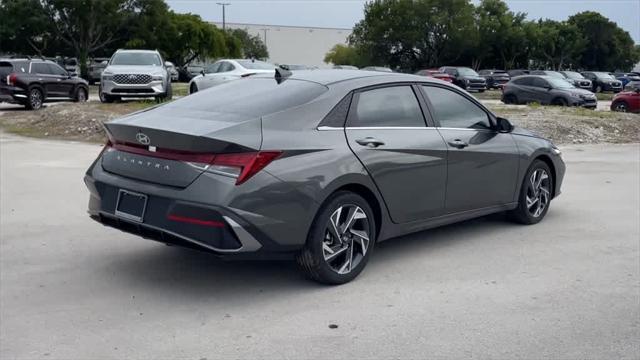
[101,79,165,97]
[0,86,27,103]
[84,157,316,258]
[466,82,487,91]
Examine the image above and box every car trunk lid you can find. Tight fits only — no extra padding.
[102,106,262,188]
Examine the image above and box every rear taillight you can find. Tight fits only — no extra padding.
[104,140,281,185]
[6,73,17,86]
[211,151,282,184]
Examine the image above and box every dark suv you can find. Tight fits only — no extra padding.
[0,59,89,110]
[478,69,510,89]
[439,66,487,92]
[581,71,623,93]
[502,75,597,109]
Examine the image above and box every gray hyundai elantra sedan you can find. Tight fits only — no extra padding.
[84,69,565,284]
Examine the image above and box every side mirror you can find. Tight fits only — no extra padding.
[634,88,640,94]
[496,117,513,133]
[164,61,171,68]
[200,69,206,76]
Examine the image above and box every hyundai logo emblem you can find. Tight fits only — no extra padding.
[136,132,150,145]
[128,74,137,80]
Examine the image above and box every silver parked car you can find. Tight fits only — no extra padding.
[99,49,172,103]
[188,59,276,94]
[85,70,565,284]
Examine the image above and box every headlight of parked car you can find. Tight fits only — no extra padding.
[102,71,113,80]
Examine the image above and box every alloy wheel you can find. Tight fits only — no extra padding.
[322,205,370,274]
[30,89,42,109]
[526,169,551,218]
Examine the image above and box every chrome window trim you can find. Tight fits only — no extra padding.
[317,126,495,132]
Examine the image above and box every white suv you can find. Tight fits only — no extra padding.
[99,49,172,102]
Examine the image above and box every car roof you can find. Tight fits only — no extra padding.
[253,69,439,86]
[115,49,159,54]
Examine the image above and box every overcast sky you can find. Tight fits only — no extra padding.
[165,0,640,43]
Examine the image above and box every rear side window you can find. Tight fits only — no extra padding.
[531,77,549,88]
[512,77,533,86]
[31,63,51,74]
[423,86,491,130]
[350,86,425,128]
[168,78,328,117]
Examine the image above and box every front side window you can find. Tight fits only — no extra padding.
[48,63,67,76]
[219,62,235,72]
[350,86,426,128]
[205,63,221,74]
[423,86,491,130]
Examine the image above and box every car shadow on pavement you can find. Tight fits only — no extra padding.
[105,211,521,298]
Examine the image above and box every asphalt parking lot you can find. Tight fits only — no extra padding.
[1,132,639,359]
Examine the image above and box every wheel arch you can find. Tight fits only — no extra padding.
[330,183,383,240]
[27,83,46,98]
[533,154,557,199]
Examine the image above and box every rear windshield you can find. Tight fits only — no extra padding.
[0,61,28,74]
[168,78,328,117]
[236,60,276,70]
[111,52,161,66]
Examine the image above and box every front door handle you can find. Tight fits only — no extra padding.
[356,137,385,148]
[448,139,469,149]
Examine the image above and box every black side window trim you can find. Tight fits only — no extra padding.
[346,83,433,128]
[318,92,354,128]
[417,83,497,130]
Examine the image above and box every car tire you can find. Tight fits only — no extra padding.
[551,97,568,106]
[74,87,88,102]
[190,83,198,94]
[503,94,518,104]
[508,159,553,225]
[612,101,628,112]
[98,86,113,103]
[296,191,376,285]
[157,81,173,102]
[25,87,44,110]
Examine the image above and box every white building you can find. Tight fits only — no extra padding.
[212,22,352,68]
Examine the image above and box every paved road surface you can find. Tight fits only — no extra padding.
[1,132,638,359]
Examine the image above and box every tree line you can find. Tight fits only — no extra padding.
[325,0,640,72]
[0,0,269,76]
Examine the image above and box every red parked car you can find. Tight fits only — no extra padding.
[415,69,454,83]
[610,87,640,113]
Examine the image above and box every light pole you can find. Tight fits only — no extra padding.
[259,28,270,47]
[217,2,230,30]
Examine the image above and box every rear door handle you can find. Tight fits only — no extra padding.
[448,139,469,149]
[356,137,385,148]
